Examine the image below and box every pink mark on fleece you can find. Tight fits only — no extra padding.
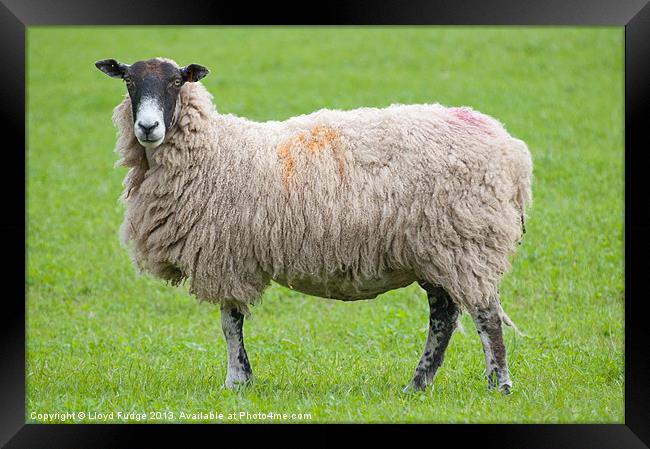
[447,107,493,134]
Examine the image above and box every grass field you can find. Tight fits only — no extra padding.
[26,27,624,423]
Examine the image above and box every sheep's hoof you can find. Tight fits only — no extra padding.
[224,376,254,390]
[403,380,428,394]
[498,383,512,395]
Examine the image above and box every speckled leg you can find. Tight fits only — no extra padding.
[405,284,459,392]
[220,306,253,389]
[470,303,512,394]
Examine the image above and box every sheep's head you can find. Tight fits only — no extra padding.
[95,57,209,149]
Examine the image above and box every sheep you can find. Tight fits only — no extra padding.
[95,57,533,393]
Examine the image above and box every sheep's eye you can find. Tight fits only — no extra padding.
[173,79,181,87]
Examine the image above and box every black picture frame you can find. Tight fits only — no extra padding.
[3,0,648,446]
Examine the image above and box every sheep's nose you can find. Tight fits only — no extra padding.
[137,121,159,135]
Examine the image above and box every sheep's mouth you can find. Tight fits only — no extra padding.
[137,136,164,149]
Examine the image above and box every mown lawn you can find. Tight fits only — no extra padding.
[26,27,624,423]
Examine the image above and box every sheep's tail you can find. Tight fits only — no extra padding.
[455,316,466,335]
[509,137,533,241]
[496,302,527,337]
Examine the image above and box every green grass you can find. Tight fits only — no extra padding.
[27,27,624,423]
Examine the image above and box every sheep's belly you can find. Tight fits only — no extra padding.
[272,270,416,301]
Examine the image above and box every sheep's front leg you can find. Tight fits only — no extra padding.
[405,285,459,392]
[220,305,253,389]
[470,303,512,394]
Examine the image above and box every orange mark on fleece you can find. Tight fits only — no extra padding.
[306,125,338,152]
[277,125,344,188]
[277,140,296,189]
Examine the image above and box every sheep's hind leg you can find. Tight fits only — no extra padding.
[220,305,253,389]
[470,302,512,394]
[404,284,459,392]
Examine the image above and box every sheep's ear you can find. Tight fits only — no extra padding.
[95,59,130,79]
[181,64,209,83]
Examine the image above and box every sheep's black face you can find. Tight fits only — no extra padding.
[95,58,209,149]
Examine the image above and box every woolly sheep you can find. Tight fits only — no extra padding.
[96,57,533,393]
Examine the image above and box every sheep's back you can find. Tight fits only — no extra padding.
[256,104,531,304]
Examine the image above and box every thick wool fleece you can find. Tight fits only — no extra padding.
[113,81,532,315]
